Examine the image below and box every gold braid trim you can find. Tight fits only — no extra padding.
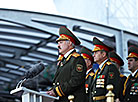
[123,72,138,96]
[85,72,94,79]
[93,61,109,80]
[120,74,125,78]
[59,86,65,96]
[72,52,80,57]
[66,52,80,62]
[123,75,130,96]
[55,87,62,97]
[57,55,64,61]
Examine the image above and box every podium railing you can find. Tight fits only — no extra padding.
[106,84,115,102]
[10,87,58,102]
[10,85,114,102]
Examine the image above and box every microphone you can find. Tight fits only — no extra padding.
[24,62,45,79]
[16,62,46,89]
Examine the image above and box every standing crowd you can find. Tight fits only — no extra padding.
[46,26,138,102]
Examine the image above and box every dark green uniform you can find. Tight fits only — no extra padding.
[90,37,120,102]
[123,71,138,102]
[80,46,94,102]
[123,46,138,102]
[86,69,94,102]
[119,74,127,102]
[53,50,87,102]
[85,69,95,94]
[109,51,126,102]
[90,60,120,102]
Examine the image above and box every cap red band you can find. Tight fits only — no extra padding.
[95,45,109,52]
[60,34,75,44]
[131,52,138,57]
[110,57,121,66]
[81,53,92,61]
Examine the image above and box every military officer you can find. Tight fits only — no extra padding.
[123,46,138,102]
[90,37,120,102]
[109,51,127,102]
[80,47,95,96]
[46,26,87,102]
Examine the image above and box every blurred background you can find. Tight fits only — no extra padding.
[0,0,138,101]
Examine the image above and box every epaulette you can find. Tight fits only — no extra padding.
[86,72,94,79]
[106,61,112,65]
[66,52,80,62]
[120,74,125,78]
[90,72,94,76]
[72,52,80,57]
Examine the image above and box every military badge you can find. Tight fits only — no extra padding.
[76,64,83,72]
[97,75,105,78]
[96,85,101,88]
[101,85,104,88]
[109,72,114,79]
[96,81,101,84]
[85,84,88,88]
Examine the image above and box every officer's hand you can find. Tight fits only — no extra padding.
[46,90,56,97]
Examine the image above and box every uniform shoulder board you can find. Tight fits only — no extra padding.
[90,72,94,76]
[120,74,125,77]
[106,61,112,65]
[72,52,80,57]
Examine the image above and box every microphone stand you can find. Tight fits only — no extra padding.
[16,78,27,89]
[15,62,47,89]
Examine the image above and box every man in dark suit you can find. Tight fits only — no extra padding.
[90,37,120,102]
[80,47,95,96]
[46,26,87,102]
[109,51,126,102]
[123,46,138,102]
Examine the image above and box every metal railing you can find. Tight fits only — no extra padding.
[68,84,115,102]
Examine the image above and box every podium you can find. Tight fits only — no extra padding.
[10,87,58,102]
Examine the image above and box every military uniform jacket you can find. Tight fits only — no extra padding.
[119,74,127,102]
[89,59,120,102]
[123,71,138,102]
[85,68,95,101]
[85,68,95,92]
[52,50,87,102]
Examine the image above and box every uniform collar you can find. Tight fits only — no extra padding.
[99,59,108,69]
[132,69,138,77]
[86,68,92,75]
[64,49,75,58]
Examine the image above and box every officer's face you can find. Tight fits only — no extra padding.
[58,40,71,55]
[93,51,106,64]
[84,59,92,69]
[128,58,138,73]
[114,62,120,70]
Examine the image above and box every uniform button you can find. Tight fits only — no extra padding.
[53,83,55,85]
[57,82,59,85]
[91,92,94,95]
[94,91,96,93]
[127,98,130,101]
